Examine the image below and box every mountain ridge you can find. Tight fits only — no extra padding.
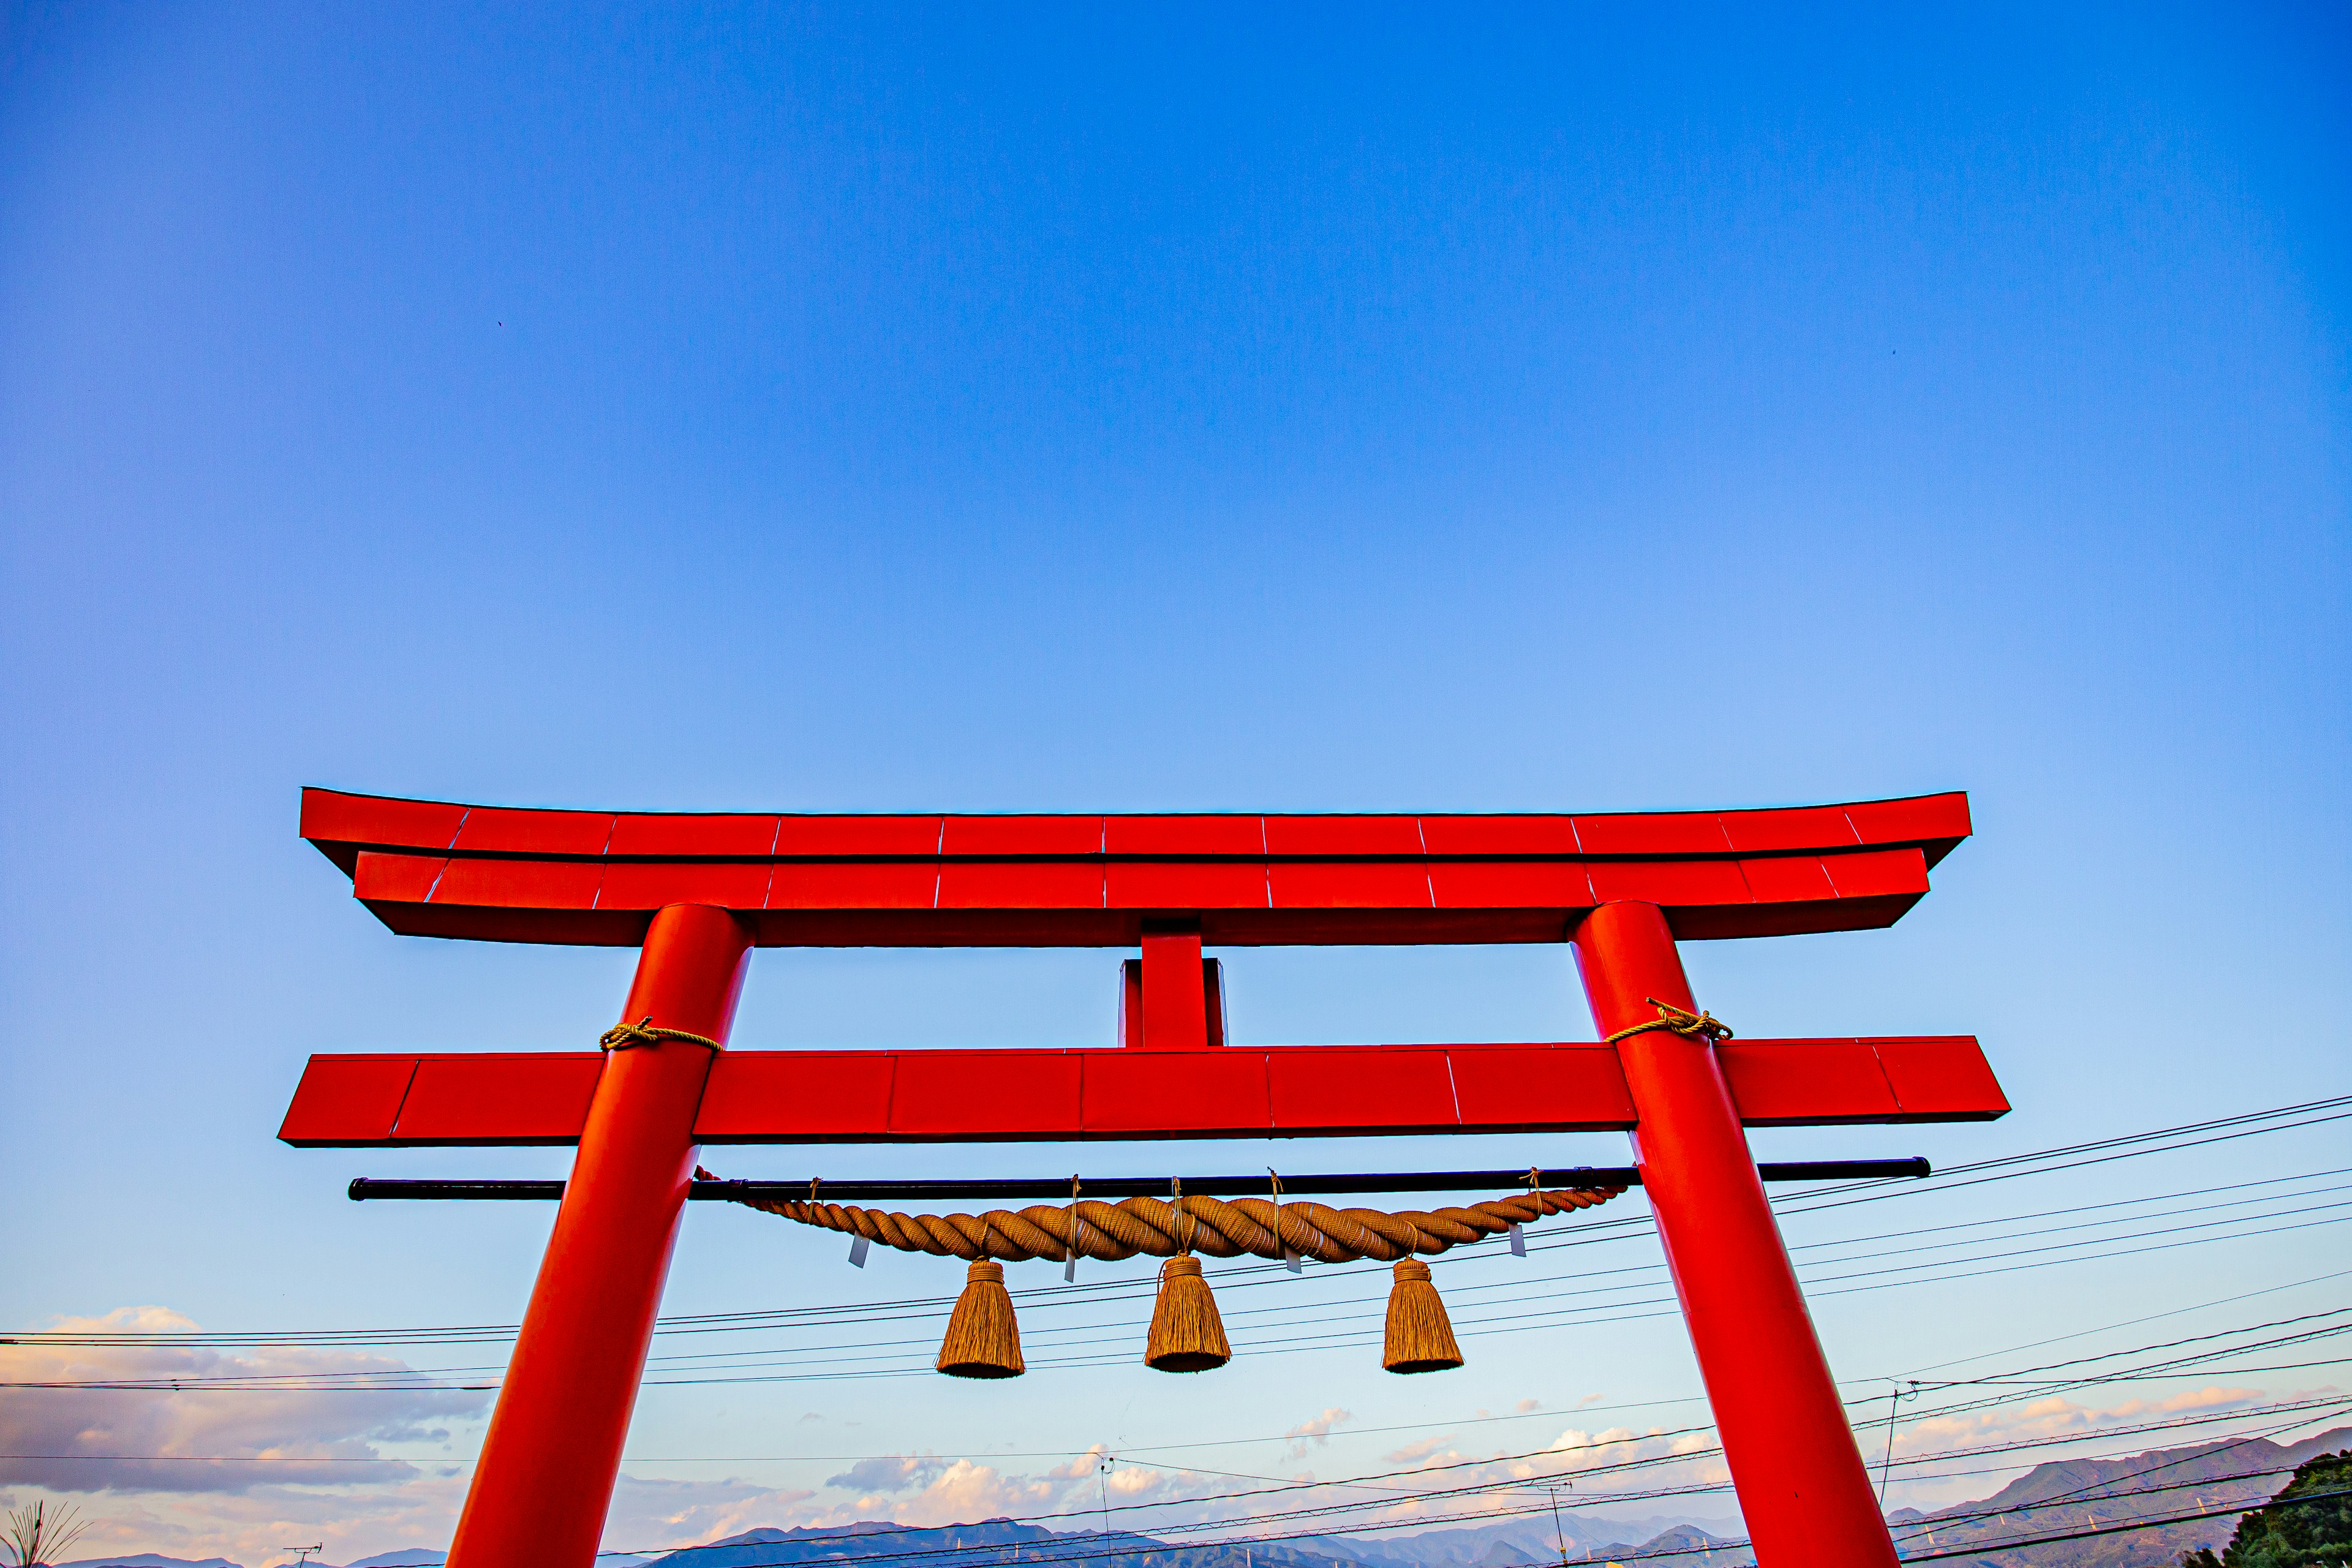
[61,1428,2352,1568]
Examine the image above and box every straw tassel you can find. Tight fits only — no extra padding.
[1382,1258,1463,1374]
[936,1259,1025,1378]
[1144,1255,1231,1373]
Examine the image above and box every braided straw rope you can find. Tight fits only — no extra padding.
[1603,997,1733,1045]
[734,1186,1623,1265]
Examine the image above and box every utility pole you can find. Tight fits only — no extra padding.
[1877,1382,1919,1505]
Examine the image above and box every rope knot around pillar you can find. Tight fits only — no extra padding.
[1604,997,1734,1045]
[598,1016,723,1052]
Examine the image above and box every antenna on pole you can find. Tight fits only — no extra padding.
[281,1547,323,1567]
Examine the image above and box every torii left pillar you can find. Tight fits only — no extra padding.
[445,903,752,1568]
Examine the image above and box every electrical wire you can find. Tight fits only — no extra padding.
[17,1095,2345,1353]
[18,1177,2347,1391]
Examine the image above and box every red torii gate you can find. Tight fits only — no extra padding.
[281,787,2008,1568]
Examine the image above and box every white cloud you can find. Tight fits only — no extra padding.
[825,1455,957,1494]
[0,1307,488,1496]
[1283,1408,1355,1458]
[1381,1434,1455,1465]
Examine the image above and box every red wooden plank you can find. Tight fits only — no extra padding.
[774,817,942,857]
[941,816,1104,856]
[300,791,467,871]
[1845,794,1973,867]
[451,807,615,857]
[1427,861,1596,909]
[1719,806,1863,854]
[1263,816,1425,856]
[1844,793,1972,847]
[1720,1041,1901,1125]
[278,1055,418,1145]
[1447,1045,1635,1129]
[1875,1038,2012,1120]
[1107,861,1268,910]
[606,814,780,857]
[1268,862,1434,908]
[767,863,937,909]
[1417,816,1580,856]
[696,1052,896,1140]
[1823,847,1931,900]
[1267,1047,1459,1132]
[393,1054,606,1144]
[1573,811,1731,856]
[281,1036,2002,1145]
[595,861,772,910]
[1082,1050,1272,1136]
[936,862,1105,909]
[427,857,606,910]
[884,1052,1083,1138]
[1738,856,1838,904]
[352,850,448,905]
[1589,859,1751,907]
[1104,816,1266,855]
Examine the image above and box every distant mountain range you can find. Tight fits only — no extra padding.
[59,1427,2352,1568]
[620,1515,1749,1568]
[1885,1425,2352,1567]
[51,1512,1735,1568]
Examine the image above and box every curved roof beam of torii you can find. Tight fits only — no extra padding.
[297,787,1970,948]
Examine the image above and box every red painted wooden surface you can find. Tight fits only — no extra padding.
[277,1035,2005,1147]
[297,788,1970,946]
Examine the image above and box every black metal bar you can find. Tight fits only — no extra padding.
[350,1179,570,1201]
[347,1158,1928,1204]
[1755,1159,1931,1183]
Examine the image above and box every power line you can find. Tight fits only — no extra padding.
[20,1186,2347,1391]
[18,1095,2345,1352]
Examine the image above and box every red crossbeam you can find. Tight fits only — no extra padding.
[298,789,1971,946]
[279,1036,2005,1148]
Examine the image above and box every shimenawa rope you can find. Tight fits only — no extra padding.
[729,1184,1622,1264]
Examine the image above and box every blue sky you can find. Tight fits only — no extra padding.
[2,5,2348,1564]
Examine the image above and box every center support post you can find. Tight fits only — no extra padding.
[1571,900,1898,1568]
[446,903,753,1568]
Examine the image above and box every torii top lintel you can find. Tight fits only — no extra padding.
[299,787,1969,948]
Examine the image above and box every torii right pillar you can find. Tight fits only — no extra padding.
[1575,899,1899,1568]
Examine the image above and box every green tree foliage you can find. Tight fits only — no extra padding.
[2179,1450,2352,1568]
